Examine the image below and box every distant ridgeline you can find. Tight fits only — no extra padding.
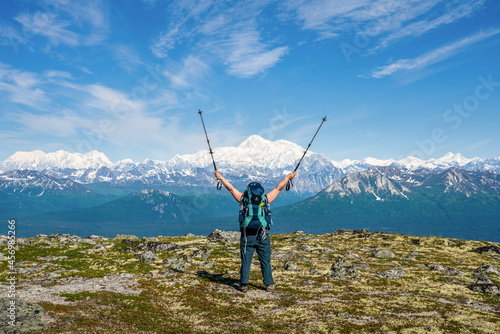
[1,164,499,242]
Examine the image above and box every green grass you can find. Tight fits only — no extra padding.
[7,231,500,334]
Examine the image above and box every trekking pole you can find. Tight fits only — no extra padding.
[198,109,222,190]
[286,116,327,191]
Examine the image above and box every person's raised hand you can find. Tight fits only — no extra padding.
[215,171,222,180]
[288,172,296,180]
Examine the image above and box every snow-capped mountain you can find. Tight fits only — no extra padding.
[0,170,89,196]
[1,150,113,171]
[0,135,498,194]
[0,170,110,215]
[273,166,500,241]
[322,166,500,201]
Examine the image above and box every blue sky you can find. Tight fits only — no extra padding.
[1,0,499,163]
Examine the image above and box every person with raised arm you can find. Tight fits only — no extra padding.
[215,171,295,292]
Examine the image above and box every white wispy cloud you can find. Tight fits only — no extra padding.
[15,110,91,137]
[12,0,109,49]
[0,63,47,107]
[282,0,486,51]
[15,12,79,47]
[465,139,491,151]
[219,28,289,78]
[164,55,211,88]
[0,22,31,51]
[282,0,442,38]
[374,0,486,51]
[151,0,288,79]
[367,28,500,78]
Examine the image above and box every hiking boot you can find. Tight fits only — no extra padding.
[266,284,274,292]
[240,284,248,293]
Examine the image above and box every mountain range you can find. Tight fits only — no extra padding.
[1,135,499,241]
[1,135,500,196]
[272,166,500,241]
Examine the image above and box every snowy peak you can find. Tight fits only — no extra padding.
[1,149,114,171]
[0,136,499,194]
[324,166,500,201]
[325,166,411,201]
[0,170,88,196]
[238,134,272,149]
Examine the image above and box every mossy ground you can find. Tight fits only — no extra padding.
[1,231,499,333]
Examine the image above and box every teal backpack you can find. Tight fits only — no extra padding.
[239,182,272,230]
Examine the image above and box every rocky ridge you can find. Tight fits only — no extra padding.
[0,230,499,333]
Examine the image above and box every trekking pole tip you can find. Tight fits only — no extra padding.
[323,116,327,121]
[198,109,202,114]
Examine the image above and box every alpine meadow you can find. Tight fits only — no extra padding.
[1,0,499,333]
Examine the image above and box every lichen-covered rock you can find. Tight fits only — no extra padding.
[468,275,500,295]
[445,267,464,276]
[373,249,395,258]
[296,244,314,252]
[207,229,240,243]
[473,264,500,276]
[93,243,107,251]
[139,251,158,263]
[310,267,321,275]
[327,257,358,280]
[284,261,298,271]
[378,269,405,279]
[191,248,211,260]
[426,264,446,271]
[163,257,189,273]
[114,234,139,240]
[333,229,352,235]
[408,251,423,256]
[471,245,500,255]
[0,298,48,333]
[154,243,181,253]
[345,252,360,259]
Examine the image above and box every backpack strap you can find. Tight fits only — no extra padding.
[257,197,268,228]
[243,188,253,227]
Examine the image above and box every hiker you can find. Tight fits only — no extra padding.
[215,171,296,292]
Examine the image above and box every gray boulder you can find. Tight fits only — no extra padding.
[333,229,352,235]
[471,245,500,255]
[207,229,240,243]
[328,257,357,280]
[310,267,321,276]
[154,243,181,253]
[191,249,211,260]
[0,298,48,333]
[445,267,464,276]
[373,249,395,259]
[473,264,500,276]
[164,257,189,273]
[93,243,107,251]
[468,275,500,295]
[296,244,314,252]
[114,234,139,240]
[426,264,446,271]
[378,269,405,279]
[139,251,158,263]
[284,261,298,271]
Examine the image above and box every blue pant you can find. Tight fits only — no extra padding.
[240,232,273,286]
